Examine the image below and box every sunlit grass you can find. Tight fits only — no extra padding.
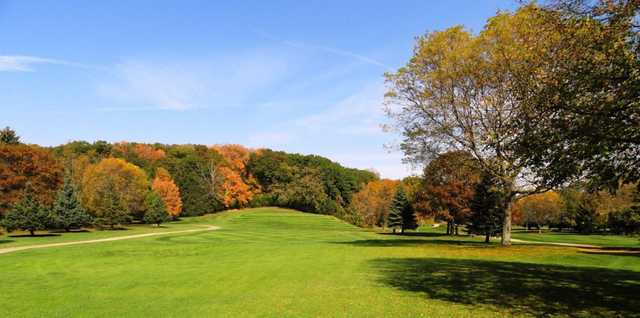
[0,207,638,317]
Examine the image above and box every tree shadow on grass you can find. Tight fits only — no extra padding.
[0,239,13,244]
[370,257,640,317]
[378,232,448,238]
[334,238,494,248]
[8,233,61,238]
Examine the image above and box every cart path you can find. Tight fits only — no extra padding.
[511,238,599,248]
[0,225,220,255]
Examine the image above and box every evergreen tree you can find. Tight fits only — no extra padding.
[1,185,51,235]
[143,191,170,226]
[0,126,20,144]
[388,187,411,233]
[52,173,92,231]
[468,173,505,243]
[94,180,131,229]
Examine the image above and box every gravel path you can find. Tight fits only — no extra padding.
[0,225,220,255]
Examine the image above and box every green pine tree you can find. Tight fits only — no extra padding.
[388,187,411,233]
[94,180,131,229]
[468,173,505,243]
[0,126,20,144]
[1,185,51,235]
[52,173,92,231]
[143,191,170,226]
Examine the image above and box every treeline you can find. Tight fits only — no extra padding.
[348,150,640,239]
[0,127,377,234]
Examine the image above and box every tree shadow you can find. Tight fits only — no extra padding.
[0,239,14,244]
[334,238,495,248]
[49,229,91,234]
[370,257,640,317]
[579,250,640,258]
[8,233,61,238]
[378,232,448,238]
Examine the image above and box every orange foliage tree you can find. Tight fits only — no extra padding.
[0,144,63,213]
[211,144,259,208]
[81,158,149,218]
[420,151,482,235]
[349,179,400,227]
[152,167,183,218]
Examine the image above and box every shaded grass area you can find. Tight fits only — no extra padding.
[371,257,640,318]
[0,207,639,317]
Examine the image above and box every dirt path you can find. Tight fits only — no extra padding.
[0,225,220,255]
[511,238,599,248]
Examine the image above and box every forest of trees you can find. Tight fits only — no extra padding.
[0,127,379,234]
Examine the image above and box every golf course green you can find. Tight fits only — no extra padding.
[1,207,638,317]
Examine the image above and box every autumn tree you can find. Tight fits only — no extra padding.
[385,6,556,245]
[512,1,640,189]
[0,144,63,214]
[1,185,51,235]
[212,144,258,208]
[82,158,149,219]
[349,179,400,227]
[152,168,183,219]
[143,191,170,226]
[51,172,92,231]
[0,126,20,144]
[512,191,565,232]
[419,151,482,235]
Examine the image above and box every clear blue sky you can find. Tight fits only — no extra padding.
[0,0,516,179]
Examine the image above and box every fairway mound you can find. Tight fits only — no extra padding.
[0,225,220,255]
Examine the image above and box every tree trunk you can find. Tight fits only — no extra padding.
[455,225,459,236]
[29,229,35,236]
[501,198,513,246]
[392,228,396,234]
[485,232,490,243]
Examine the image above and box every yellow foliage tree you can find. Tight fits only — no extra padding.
[350,180,400,227]
[512,191,565,231]
[152,168,183,218]
[81,158,149,218]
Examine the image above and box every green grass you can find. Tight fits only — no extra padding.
[513,231,640,248]
[1,207,639,317]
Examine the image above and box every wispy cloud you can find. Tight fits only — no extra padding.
[97,51,289,111]
[0,55,102,72]
[294,82,387,135]
[252,29,389,69]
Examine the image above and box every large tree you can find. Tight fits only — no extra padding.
[385,6,553,245]
[512,1,640,190]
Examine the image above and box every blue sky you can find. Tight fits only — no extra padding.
[0,0,516,179]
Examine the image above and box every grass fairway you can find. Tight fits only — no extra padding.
[1,207,639,317]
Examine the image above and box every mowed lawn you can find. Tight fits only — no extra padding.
[1,208,639,317]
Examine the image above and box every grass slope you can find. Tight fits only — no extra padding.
[1,207,639,317]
